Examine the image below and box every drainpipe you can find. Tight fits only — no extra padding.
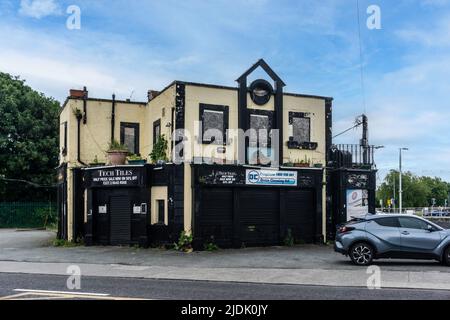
[111,94,116,144]
[171,107,175,156]
[82,86,88,124]
[76,113,87,166]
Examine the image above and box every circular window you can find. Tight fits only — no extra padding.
[249,79,273,106]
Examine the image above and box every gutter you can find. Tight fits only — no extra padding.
[76,114,87,166]
[111,94,116,144]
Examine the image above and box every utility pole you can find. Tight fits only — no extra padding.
[399,148,409,214]
[392,174,396,213]
[360,115,369,164]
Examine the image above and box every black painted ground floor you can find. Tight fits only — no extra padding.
[56,164,377,249]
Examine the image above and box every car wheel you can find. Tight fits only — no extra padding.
[444,247,450,266]
[350,242,374,266]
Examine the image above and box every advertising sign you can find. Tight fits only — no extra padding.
[90,168,141,187]
[347,189,369,221]
[246,169,298,187]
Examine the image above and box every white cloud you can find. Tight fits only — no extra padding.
[19,0,61,19]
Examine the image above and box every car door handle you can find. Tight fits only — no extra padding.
[401,231,410,235]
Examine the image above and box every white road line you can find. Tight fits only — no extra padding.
[14,289,110,297]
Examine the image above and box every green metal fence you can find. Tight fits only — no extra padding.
[0,202,57,229]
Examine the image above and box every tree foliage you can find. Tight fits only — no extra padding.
[377,170,450,207]
[0,72,60,201]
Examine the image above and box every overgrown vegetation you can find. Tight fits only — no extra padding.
[150,135,169,163]
[173,231,193,252]
[283,229,295,247]
[52,238,84,247]
[204,237,219,251]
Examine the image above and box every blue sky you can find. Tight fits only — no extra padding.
[1,0,450,183]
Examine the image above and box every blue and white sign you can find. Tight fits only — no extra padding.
[246,170,298,187]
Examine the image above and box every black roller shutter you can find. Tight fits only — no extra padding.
[200,188,233,247]
[285,189,315,243]
[239,188,279,246]
[110,195,131,245]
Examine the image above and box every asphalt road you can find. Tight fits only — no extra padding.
[1,273,450,300]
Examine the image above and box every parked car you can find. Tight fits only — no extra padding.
[431,211,446,217]
[335,214,450,266]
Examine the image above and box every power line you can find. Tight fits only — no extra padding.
[356,0,367,114]
[332,116,364,139]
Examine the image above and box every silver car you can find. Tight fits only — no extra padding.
[334,214,450,266]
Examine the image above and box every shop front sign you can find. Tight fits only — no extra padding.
[246,169,298,187]
[89,168,142,187]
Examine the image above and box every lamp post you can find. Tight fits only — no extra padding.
[399,148,409,214]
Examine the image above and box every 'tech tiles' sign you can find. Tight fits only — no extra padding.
[90,168,141,187]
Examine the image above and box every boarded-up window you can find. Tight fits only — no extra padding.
[200,104,229,144]
[292,117,310,143]
[250,114,269,148]
[203,110,224,142]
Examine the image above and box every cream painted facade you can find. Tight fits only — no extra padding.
[150,186,169,225]
[59,77,331,243]
[60,84,327,168]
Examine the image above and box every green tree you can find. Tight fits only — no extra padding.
[0,72,60,201]
[377,170,450,208]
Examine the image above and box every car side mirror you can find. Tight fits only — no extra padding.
[427,225,435,232]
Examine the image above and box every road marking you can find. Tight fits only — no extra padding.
[14,289,110,297]
[0,289,151,300]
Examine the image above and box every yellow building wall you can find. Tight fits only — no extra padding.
[59,98,147,241]
[147,85,176,161]
[150,186,169,225]
[282,95,326,166]
[59,84,329,242]
[184,85,238,163]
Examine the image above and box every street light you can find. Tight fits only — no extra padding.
[399,147,409,214]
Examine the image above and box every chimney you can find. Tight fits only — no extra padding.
[69,87,88,99]
[147,90,160,102]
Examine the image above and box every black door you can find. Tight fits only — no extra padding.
[239,188,279,246]
[110,195,131,245]
[285,189,316,243]
[92,190,110,245]
[57,183,67,240]
[200,188,234,247]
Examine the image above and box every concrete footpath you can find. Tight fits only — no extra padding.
[2,260,450,291]
[1,230,450,291]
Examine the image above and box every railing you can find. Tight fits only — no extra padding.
[377,207,450,217]
[0,202,57,229]
[329,144,376,169]
[376,208,450,229]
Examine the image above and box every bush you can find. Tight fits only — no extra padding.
[204,237,219,251]
[173,231,193,252]
[150,135,169,163]
[52,239,83,247]
[284,229,295,247]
